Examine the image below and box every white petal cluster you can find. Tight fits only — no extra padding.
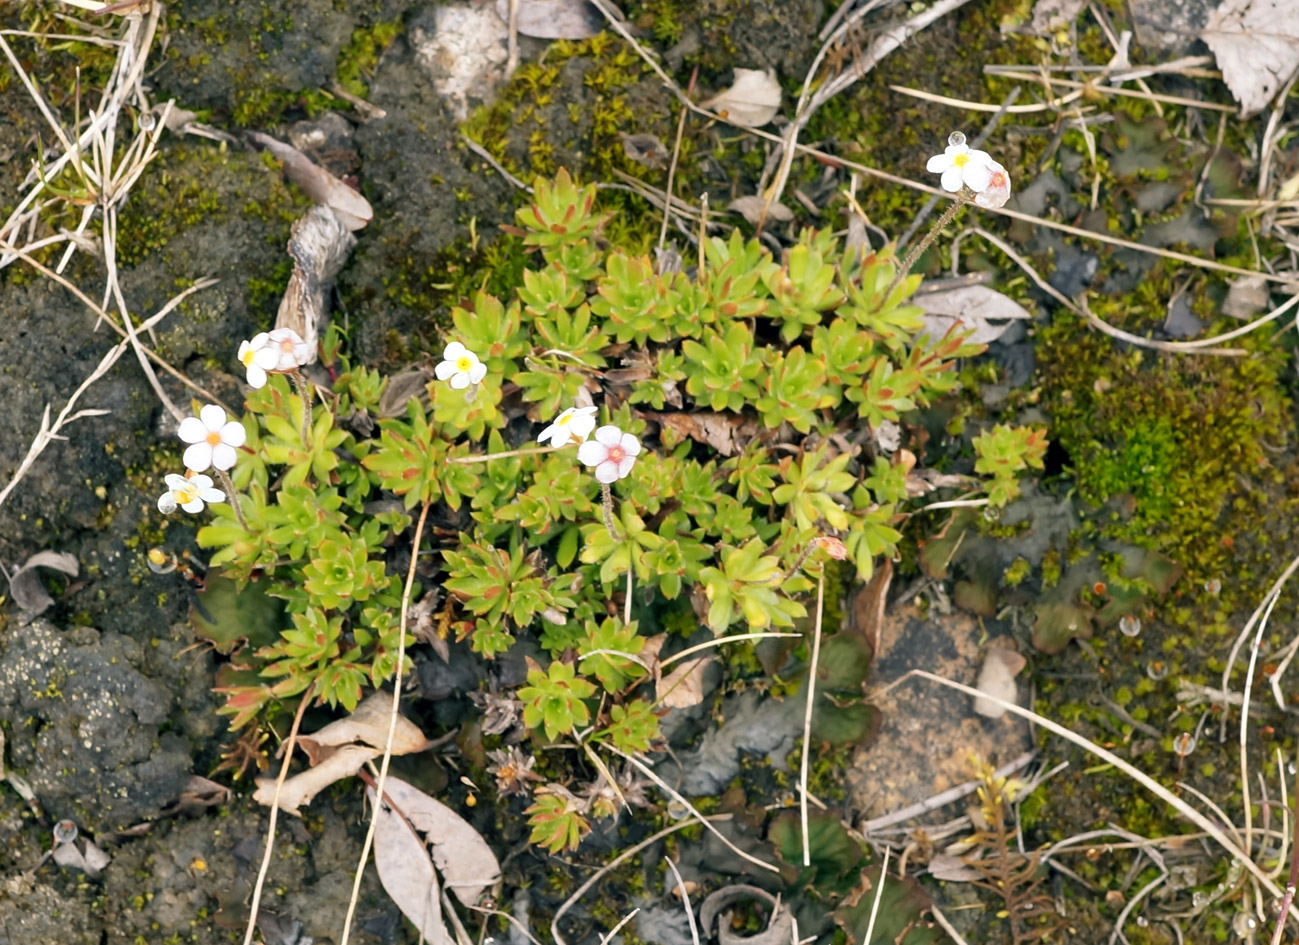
[178,404,246,472]
[158,473,225,514]
[238,328,311,389]
[926,132,1011,208]
[537,406,598,448]
[577,426,641,483]
[435,341,487,390]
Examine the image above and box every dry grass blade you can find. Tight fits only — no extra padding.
[799,572,824,866]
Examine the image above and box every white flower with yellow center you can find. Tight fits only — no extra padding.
[434,341,488,390]
[178,404,247,472]
[537,406,598,448]
[237,333,280,389]
[266,328,312,371]
[157,473,225,514]
[926,132,994,194]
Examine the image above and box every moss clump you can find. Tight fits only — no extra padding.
[336,19,403,99]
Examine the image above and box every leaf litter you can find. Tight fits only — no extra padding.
[1200,0,1299,116]
[700,69,783,128]
[912,284,1033,345]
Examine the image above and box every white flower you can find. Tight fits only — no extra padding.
[266,328,311,371]
[538,406,599,448]
[577,425,641,483]
[157,473,225,514]
[926,132,994,194]
[237,333,281,389]
[434,341,487,390]
[974,160,1012,209]
[178,404,247,472]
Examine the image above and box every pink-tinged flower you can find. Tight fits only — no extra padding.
[974,160,1011,209]
[157,472,225,514]
[435,341,488,390]
[266,328,311,371]
[538,406,598,448]
[237,333,280,389]
[178,404,246,472]
[577,425,641,483]
[926,132,994,193]
[816,536,848,560]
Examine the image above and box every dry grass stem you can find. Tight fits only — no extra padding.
[338,500,432,945]
[664,858,700,945]
[799,571,824,866]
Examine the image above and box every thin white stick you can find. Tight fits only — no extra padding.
[664,858,700,945]
[659,633,801,670]
[800,572,824,867]
[597,909,640,945]
[1221,553,1299,739]
[862,845,890,945]
[608,747,780,873]
[1240,580,1286,859]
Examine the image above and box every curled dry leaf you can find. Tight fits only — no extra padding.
[913,284,1033,345]
[248,131,372,230]
[701,69,782,128]
[275,204,358,364]
[53,838,111,877]
[927,852,983,882]
[160,774,231,818]
[254,744,378,816]
[727,195,793,226]
[495,0,604,39]
[656,655,712,709]
[620,132,668,169]
[374,776,502,907]
[972,639,1027,720]
[8,550,78,614]
[1222,274,1270,320]
[370,783,449,945]
[700,885,793,945]
[379,366,434,418]
[298,689,429,765]
[1200,0,1299,117]
[642,411,759,457]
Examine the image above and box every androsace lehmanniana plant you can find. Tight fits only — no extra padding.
[174,166,1043,852]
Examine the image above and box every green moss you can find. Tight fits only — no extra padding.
[336,19,403,98]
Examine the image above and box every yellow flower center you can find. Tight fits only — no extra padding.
[175,487,197,504]
[241,348,255,367]
[557,414,572,427]
[456,356,473,372]
[953,153,969,168]
[206,431,222,446]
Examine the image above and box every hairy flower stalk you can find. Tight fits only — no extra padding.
[214,467,248,530]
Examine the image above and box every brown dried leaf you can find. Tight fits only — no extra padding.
[972,639,1027,720]
[643,411,758,457]
[248,131,373,230]
[496,0,604,39]
[299,690,429,766]
[727,195,793,226]
[253,744,378,816]
[373,776,502,906]
[848,557,892,657]
[1201,0,1299,117]
[657,655,712,709]
[927,852,982,882]
[9,550,78,614]
[275,205,357,364]
[620,132,668,169]
[913,285,1033,346]
[701,69,782,128]
[371,784,450,945]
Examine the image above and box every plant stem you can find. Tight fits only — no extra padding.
[884,192,969,299]
[291,369,311,446]
[799,570,824,867]
[449,445,558,464]
[600,482,621,541]
[214,468,248,530]
[1270,762,1299,945]
[241,684,313,945]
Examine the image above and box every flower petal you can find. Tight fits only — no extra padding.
[449,372,470,390]
[158,492,178,514]
[177,417,208,444]
[926,153,953,173]
[191,474,215,489]
[253,347,280,370]
[434,361,456,380]
[593,425,622,448]
[220,421,247,448]
[183,442,213,472]
[940,165,963,193]
[594,460,620,483]
[468,361,488,385]
[246,363,267,388]
[250,332,269,347]
[963,160,993,191]
[619,433,641,457]
[199,404,227,432]
[210,443,238,471]
[537,424,557,445]
[165,473,192,489]
[616,454,636,479]
[443,341,467,361]
[199,487,226,504]
[181,497,206,513]
[577,440,607,466]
